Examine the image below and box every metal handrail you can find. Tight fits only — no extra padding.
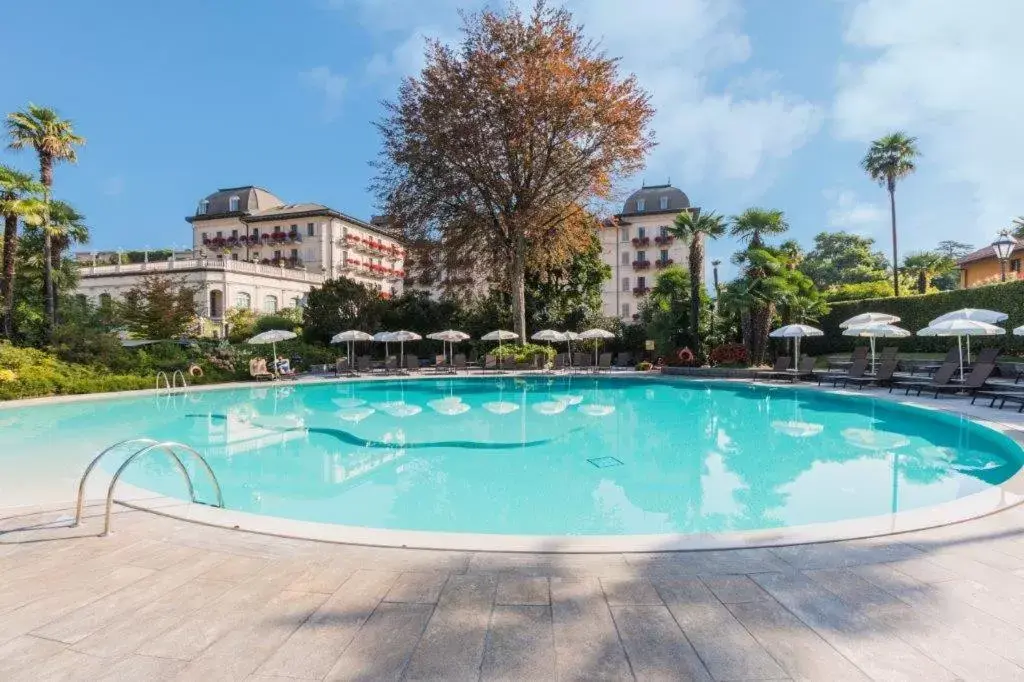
[171,369,188,391]
[73,438,225,535]
[155,371,170,392]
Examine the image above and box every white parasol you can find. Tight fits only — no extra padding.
[930,309,1008,363]
[917,319,1006,381]
[426,329,471,367]
[768,324,823,370]
[839,312,901,329]
[247,329,297,376]
[481,329,519,358]
[388,330,422,368]
[578,328,615,367]
[841,323,911,372]
[331,330,373,369]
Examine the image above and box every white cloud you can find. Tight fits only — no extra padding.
[823,189,886,234]
[300,66,348,121]
[833,0,1024,239]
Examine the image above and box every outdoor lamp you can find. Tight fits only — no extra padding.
[992,231,1016,281]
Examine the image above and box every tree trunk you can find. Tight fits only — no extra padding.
[750,302,775,366]
[39,156,55,340]
[917,271,927,294]
[889,182,899,297]
[688,233,703,360]
[510,232,527,344]
[1,213,18,338]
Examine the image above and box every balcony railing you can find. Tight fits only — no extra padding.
[631,236,651,247]
[632,286,651,296]
[654,258,675,269]
[80,258,326,283]
[202,233,302,250]
[654,235,675,245]
[342,235,405,259]
[632,260,651,270]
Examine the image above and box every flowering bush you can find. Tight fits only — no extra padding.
[708,343,748,366]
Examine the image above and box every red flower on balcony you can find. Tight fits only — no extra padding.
[654,235,675,245]
[632,260,651,270]
[654,258,675,269]
[632,286,651,296]
[631,236,651,247]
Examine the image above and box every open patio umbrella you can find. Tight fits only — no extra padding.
[768,324,823,370]
[331,330,373,369]
[247,329,297,376]
[579,328,615,367]
[841,323,911,372]
[426,330,471,367]
[917,319,1006,381]
[532,330,566,370]
[389,330,422,368]
[839,312,901,329]
[481,329,519,359]
[930,309,1008,363]
[372,330,394,359]
[562,331,581,367]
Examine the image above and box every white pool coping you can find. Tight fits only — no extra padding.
[7,373,1024,553]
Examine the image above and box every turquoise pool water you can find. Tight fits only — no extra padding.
[1,377,1021,536]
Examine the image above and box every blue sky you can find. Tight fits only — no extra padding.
[3,0,1019,279]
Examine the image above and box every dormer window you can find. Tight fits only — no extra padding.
[197,200,209,215]
[228,196,240,212]
[636,198,646,212]
[660,196,669,210]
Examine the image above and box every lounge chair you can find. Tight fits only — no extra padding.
[405,355,420,372]
[761,356,815,382]
[753,356,791,381]
[596,352,613,372]
[974,348,1000,365]
[573,353,591,373]
[972,389,1024,412]
[826,346,868,371]
[923,363,996,398]
[382,356,397,375]
[482,355,498,373]
[433,354,449,374]
[249,358,274,382]
[335,357,355,377]
[839,359,898,390]
[553,353,567,371]
[889,362,958,395]
[615,352,633,369]
[912,348,959,376]
[356,355,371,373]
[452,354,467,372]
[816,358,868,386]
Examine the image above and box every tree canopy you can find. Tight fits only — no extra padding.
[373,1,654,341]
[119,276,198,340]
[800,231,889,289]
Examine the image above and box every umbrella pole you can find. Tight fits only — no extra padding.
[794,337,800,370]
[967,336,972,365]
[272,341,278,377]
[958,336,964,382]
[870,337,876,374]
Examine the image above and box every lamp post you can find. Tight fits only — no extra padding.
[711,259,721,311]
[992,231,1016,282]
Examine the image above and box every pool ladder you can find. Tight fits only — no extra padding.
[155,370,188,394]
[74,438,224,535]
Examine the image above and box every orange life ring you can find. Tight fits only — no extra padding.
[188,364,204,378]
[676,347,695,364]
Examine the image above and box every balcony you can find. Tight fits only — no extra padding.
[631,236,651,247]
[632,260,651,270]
[632,286,651,296]
[654,258,675,269]
[259,257,305,270]
[654,235,675,245]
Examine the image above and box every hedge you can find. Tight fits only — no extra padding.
[802,280,1024,356]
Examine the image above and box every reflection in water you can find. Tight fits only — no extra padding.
[6,378,1020,536]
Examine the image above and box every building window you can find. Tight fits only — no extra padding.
[637,276,647,289]
[263,295,278,313]
[290,297,301,308]
[197,200,209,215]
[636,198,646,212]
[660,196,669,210]
[307,222,315,236]
[619,227,629,242]
[231,253,238,261]
[621,302,630,318]
[621,277,630,292]
[253,252,260,260]
[659,226,669,238]
[201,232,208,242]
[235,292,251,309]
[660,249,669,262]
[290,224,298,235]
[252,228,259,239]
[231,229,238,239]
[637,250,646,261]
[216,231,222,238]
[228,196,240,212]
[638,227,646,239]
[290,248,298,260]
[621,252,629,265]
[1012,259,1021,273]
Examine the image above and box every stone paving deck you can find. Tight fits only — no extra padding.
[2,497,1024,681]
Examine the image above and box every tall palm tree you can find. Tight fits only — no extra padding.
[777,239,804,271]
[729,208,789,247]
[862,131,919,297]
[670,209,726,359]
[0,166,45,338]
[902,251,949,294]
[46,200,89,271]
[5,104,86,338]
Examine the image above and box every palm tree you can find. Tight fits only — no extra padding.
[902,251,950,294]
[670,210,727,359]
[729,208,789,247]
[862,131,919,297]
[46,200,89,271]
[777,239,804,271]
[0,166,45,338]
[5,104,86,338]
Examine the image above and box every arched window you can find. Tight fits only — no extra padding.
[98,293,112,307]
[263,295,278,313]
[197,200,209,215]
[234,292,251,309]
[228,195,240,212]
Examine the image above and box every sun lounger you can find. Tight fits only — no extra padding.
[249,358,274,381]
[615,352,633,369]
[753,356,791,380]
[972,390,1024,412]
[826,346,868,371]
[356,355,371,373]
[596,352,613,372]
[889,362,959,395]
[816,358,868,386]
[405,355,420,372]
[453,354,467,372]
[761,356,815,382]
[839,359,898,389]
[433,354,449,374]
[921,363,996,398]
[912,348,960,376]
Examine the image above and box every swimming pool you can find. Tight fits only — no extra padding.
[1,376,1021,545]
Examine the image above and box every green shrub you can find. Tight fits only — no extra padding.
[491,342,556,363]
[636,361,653,371]
[805,279,1024,355]
[0,342,153,400]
